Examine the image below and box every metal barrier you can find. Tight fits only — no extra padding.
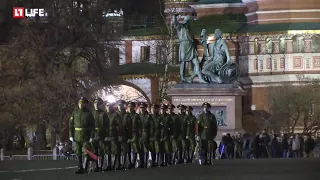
[2,156,11,160]
[31,154,78,160]
[11,155,28,160]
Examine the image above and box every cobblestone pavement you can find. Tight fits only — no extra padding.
[0,159,320,180]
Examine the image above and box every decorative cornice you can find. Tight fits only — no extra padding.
[247,18,320,24]
[190,3,245,9]
[246,9,320,16]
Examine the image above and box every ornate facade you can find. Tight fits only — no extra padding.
[112,0,320,126]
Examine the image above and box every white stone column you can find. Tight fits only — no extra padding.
[53,147,58,160]
[27,147,33,160]
[0,149,4,161]
[249,42,255,55]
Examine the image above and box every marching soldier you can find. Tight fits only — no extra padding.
[116,100,130,170]
[108,101,123,171]
[138,102,154,168]
[185,106,197,163]
[167,104,181,164]
[92,97,109,172]
[69,97,95,174]
[176,104,186,164]
[196,102,218,165]
[149,103,160,167]
[104,102,116,171]
[159,104,173,166]
[127,102,141,169]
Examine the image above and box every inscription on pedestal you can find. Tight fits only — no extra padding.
[173,97,234,106]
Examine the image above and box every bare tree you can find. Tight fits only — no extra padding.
[267,75,320,135]
[0,0,121,149]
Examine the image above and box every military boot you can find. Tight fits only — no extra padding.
[127,153,134,169]
[103,155,112,171]
[151,153,156,167]
[144,153,149,168]
[99,156,104,172]
[159,153,165,167]
[83,157,90,174]
[75,156,85,174]
[94,157,100,172]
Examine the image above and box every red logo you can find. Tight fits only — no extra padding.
[13,7,25,18]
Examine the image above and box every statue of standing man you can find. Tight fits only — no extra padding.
[172,14,207,83]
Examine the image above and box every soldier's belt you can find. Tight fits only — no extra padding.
[95,128,106,130]
[75,128,90,130]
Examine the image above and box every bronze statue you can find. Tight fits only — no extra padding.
[172,14,207,83]
[200,29,241,84]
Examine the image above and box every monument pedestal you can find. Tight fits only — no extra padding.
[167,83,246,140]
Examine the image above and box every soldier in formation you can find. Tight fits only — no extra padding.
[69,98,218,175]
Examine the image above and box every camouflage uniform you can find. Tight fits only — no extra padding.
[69,97,95,174]
[197,102,218,165]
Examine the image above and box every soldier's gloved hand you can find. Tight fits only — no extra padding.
[186,136,189,139]
[127,139,132,143]
[104,137,109,142]
[69,137,74,142]
[196,136,200,141]
[89,138,93,143]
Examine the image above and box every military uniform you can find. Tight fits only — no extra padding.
[196,102,218,165]
[150,103,160,167]
[115,100,129,170]
[127,102,141,169]
[108,104,123,171]
[138,102,153,168]
[185,106,196,162]
[168,104,182,164]
[69,97,95,174]
[160,104,173,166]
[175,104,185,164]
[103,102,116,171]
[92,98,109,172]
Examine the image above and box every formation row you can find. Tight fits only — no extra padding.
[69,97,218,174]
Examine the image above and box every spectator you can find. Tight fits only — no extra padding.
[305,134,315,158]
[292,134,301,158]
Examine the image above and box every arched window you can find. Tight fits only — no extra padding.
[266,37,273,54]
[311,34,320,53]
[292,35,305,53]
[279,37,286,54]
[254,38,259,54]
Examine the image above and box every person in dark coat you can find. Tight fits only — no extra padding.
[305,134,315,158]
[281,134,289,158]
[271,134,280,158]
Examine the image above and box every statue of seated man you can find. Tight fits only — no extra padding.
[202,29,231,83]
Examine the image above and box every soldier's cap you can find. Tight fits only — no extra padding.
[127,101,136,107]
[150,103,160,109]
[78,97,88,103]
[94,97,103,104]
[202,102,211,108]
[116,100,126,105]
[177,104,186,109]
[167,104,175,109]
[160,104,168,109]
[139,102,148,108]
[186,106,193,111]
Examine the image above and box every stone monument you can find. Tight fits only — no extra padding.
[168,16,246,140]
